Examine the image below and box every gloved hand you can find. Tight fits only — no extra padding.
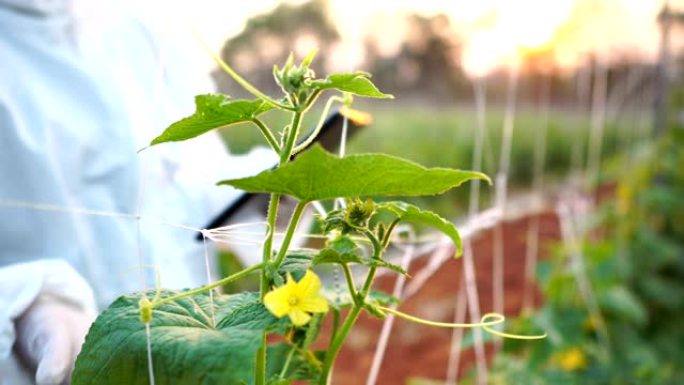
[14,295,94,385]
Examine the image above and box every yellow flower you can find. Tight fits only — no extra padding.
[264,270,329,326]
[557,347,587,371]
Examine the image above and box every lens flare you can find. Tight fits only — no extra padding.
[461,0,574,77]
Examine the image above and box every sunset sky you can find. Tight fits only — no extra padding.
[136,0,682,76]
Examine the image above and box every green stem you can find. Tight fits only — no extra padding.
[319,229,382,384]
[291,95,344,156]
[341,264,358,300]
[330,309,340,343]
[252,118,281,153]
[202,42,293,111]
[381,218,401,250]
[302,89,322,111]
[255,194,280,385]
[278,344,297,379]
[273,201,308,268]
[319,265,378,385]
[280,111,303,163]
[255,104,304,385]
[361,229,382,259]
[255,334,267,385]
[152,262,264,307]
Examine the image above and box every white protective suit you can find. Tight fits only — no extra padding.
[0,1,276,384]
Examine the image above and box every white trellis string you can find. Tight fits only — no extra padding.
[365,226,415,385]
[145,323,156,385]
[137,24,172,385]
[624,66,642,164]
[570,61,592,182]
[522,76,550,312]
[586,56,609,193]
[559,53,612,358]
[401,206,502,300]
[0,199,207,233]
[611,64,642,273]
[201,231,217,326]
[334,112,350,211]
[445,279,467,385]
[556,201,610,353]
[445,78,489,385]
[492,63,520,349]
[311,201,328,217]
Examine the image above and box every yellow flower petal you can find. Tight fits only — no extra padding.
[263,270,329,326]
[299,296,329,314]
[264,285,293,317]
[288,308,312,326]
[296,270,321,298]
[558,347,587,371]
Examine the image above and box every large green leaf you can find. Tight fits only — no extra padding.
[377,201,463,255]
[150,94,272,145]
[309,72,393,98]
[73,291,294,385]
[219,145,489,202]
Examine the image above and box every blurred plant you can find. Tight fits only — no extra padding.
[471,128,684,384]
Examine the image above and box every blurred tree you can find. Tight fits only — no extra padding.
[363,14,469,103]
[215,0,338,96]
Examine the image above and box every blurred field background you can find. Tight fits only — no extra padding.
[220,104,641,218]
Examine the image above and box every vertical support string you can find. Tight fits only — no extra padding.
[571,61,592,183]
[201,230,216,326]
[445,78,488,385]
[141,27,170,385]
[445,280,467,385]
[334,113,350,211]
[556,203,610,354]
[522,75,550,312]
[586,57,608,192]
[492,63,519,348]
[145,323,156,385]
[365,228,415,385]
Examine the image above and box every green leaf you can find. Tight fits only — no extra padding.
[277,249,315,280]
[301,313,325,349]
[313,236,363,265]
[378,201,463,255]
[312,236,407,275]
[266,343,321,383]
[598,287,648,326]
[73,291,290,385]
[309,72,393,98]
[150,94,272,145]
[368,258,409,276]
[314,248,364,265]
[219,145,489,202]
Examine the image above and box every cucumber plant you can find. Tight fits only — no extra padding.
[73,50,541,385]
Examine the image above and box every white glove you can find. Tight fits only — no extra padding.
[14,295,93,385]
[0,260,97,385]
